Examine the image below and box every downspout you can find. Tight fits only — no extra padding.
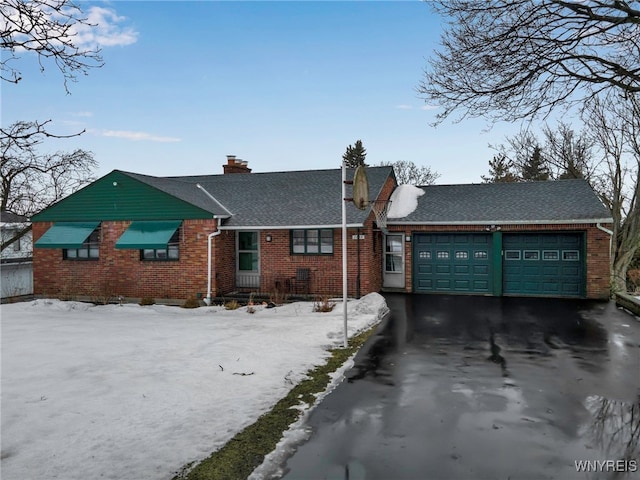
[596,222,614,258]
[197,183,226,305]
[596,223,614,292]
[204,227,221,305]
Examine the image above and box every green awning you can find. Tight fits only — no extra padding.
[115,220,181,249]
[34,222,100,249]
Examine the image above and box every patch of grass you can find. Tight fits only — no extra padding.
[174,325,378,480]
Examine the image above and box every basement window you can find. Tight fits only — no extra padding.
[141,230,180,261]
[63,227,100,260]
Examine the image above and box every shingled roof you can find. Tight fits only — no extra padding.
[122,166,394,228]
[388,179,612,224]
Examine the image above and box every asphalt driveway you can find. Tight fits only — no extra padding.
[278,294,640,480]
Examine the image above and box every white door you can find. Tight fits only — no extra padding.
[383,234,405,288]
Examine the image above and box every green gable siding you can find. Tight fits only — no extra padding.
[32,171,214,222]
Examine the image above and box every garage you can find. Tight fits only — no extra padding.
[502,233,585,297]
[413,233,493,294]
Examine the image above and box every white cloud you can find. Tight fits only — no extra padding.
[70,6,138,49]
[101,130,182,143]
[420,104,439,111]
[396,104,413,110]
[71,111,93,117]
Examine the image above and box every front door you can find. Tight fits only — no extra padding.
[383,234,405,289]
[236,231,259,289]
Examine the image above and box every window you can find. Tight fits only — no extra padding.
[505,250,521,260]
[563,250,580,261]
[291,229,333,255]
[64,227,100,260]
[418,251,431,260]
[436,251,449,260]
[524,250,540,260]
[543,251,559,261]
[455,251,469,260]
[141,230,180,261]
[474,251,488,259]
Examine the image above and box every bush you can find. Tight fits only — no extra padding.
[627,269,640,293]
[224,299,240,310]
[181,296,201,309]
[313,296,336,313]
[139,296,155,306]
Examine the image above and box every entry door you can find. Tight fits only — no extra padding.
[236,231,259,288]
[383,234,405,288]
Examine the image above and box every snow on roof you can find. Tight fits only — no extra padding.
[386,184,425,219]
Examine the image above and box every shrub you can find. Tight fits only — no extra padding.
[313,296,336,313]
[181,296,201,309]
[224,299,240,310]
[139,296,155,306]
[627,269,640,293]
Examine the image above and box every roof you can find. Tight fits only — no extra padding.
[0,211,29,223]
[387,179,612,225]
[123,166,394,228]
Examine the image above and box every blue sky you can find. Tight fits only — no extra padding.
[4,0,521,184]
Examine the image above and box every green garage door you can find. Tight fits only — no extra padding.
[414,233,493,294]
[503,233,585,297]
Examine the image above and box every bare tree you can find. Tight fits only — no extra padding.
[584,92,640,292]
[1,0,104,92]
[420,0,640,125]
[379,160,440,185]
[481,154,519,183]
[1,120,96,251]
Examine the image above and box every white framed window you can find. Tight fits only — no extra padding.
[543,250,559,261]
[505,250,521,260]
[524,250,540,260]
[563,250,580,261]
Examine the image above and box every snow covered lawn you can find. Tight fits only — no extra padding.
[1,294,388,480]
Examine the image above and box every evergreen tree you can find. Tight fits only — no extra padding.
[520,146,549,181]
[481,154,519,183]
[343,140,367,167]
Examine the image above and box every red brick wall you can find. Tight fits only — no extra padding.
[33,219,218,300]
[386,223,612,299]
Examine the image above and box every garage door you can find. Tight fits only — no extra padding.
[502,233,584,297]
[413,233,493,294]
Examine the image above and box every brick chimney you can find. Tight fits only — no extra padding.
[223,155,252,174]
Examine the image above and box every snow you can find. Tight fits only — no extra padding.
[1,293,389,480]
[386,184,425,219]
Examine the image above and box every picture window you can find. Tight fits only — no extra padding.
[291,229,333,255]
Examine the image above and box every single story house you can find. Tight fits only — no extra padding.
[31,156,613,301]
[1,211,34,299]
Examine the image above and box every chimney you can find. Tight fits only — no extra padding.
[223,155,252,174]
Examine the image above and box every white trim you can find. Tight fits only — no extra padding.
[386,218,613,226]
[219,223,364,230]
[196,183,234,216]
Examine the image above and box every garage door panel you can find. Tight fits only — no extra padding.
[414,233,493,294]
[503,233,584,298]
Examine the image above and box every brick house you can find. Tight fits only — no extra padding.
[32,157,395,302]
[31,157,613,301]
